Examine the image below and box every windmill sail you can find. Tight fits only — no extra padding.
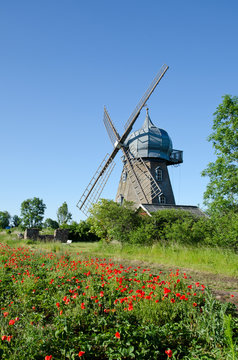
[103,107,120,147]
[122,147,163,203]
[77,64,169,216]
[122,64,169,140]
[77,154,115,216]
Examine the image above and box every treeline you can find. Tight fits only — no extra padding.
[0,198,72,230]
[84,199,238,250]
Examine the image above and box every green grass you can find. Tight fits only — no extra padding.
[83,242,238,278]
[1,231,238,277]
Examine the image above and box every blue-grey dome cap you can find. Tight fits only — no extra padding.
[125,109,173,160]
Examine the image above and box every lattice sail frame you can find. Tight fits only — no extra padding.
[77,154,115,216]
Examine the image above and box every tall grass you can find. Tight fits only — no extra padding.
[91,242,238,278]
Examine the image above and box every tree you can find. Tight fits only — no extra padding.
[12,215,21,227]
[20,197,46,229]
[89,199,141,243]
[202,95,238,214]
[44,218,59,229]
[57,202,72,225]
[0,211,11,229]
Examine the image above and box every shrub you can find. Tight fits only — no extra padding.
[89,199,141,243]
[61,220,99,242]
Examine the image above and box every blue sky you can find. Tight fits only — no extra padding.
[1,0,238,222]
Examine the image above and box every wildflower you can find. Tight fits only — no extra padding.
[115,332,120,339]
[9,319,15,325]
[7,336,12,342]
[1,335,7,341]
[78,351,85,357]
[45,356,53,360]
[165,349,173,357]
[193,302,197,307]
[230,294,234,298]
[81,303,85,310]
[3,312,9,317]
[170,298,175,303]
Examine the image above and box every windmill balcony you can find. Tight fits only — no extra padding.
[170,150,183,164]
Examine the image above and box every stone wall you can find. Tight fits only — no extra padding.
[38,234,54,241]
[54,229,69,243]
[23,228,69,243]
[24,228,39,240]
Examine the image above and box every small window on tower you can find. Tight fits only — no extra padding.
[159,195,166,204]
[155,167,162,181]
[122,170,127,182]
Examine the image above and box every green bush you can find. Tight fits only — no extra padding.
[61,220,99,242]
[88,199,238,249]
[89,199,141,243]
[129,220,157,245]
[209,211,238,250]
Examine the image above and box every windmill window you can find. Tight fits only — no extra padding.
[159,195,166,204]
[155,167,163,181]
[122,170,127,182]
[119,194,124,206]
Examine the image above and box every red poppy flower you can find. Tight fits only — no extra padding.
[1,335,7,341]
[78,351,85,357]
[3,312,9,317]
[164,287,171,295]
[45,356,52,360]
[115,332,120,339]
[165,349,173,357]
[9,319,15,325]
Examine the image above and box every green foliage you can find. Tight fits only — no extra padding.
[208,211,238,250]
[44,218,59,229]
[61,220,99,242]
[11,215,21,227]
[20,197,46,229]
[57,202,72,225]
[89,199,141,243]
[202,95,238,214]
[0,211,11,229]
[150,209,196,242]
[88,200,238,249]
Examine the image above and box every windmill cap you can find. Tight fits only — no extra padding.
[125,109,173,160]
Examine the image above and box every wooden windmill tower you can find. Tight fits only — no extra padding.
[77,64,183,216]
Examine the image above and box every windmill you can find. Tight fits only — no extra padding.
[77,64,182,216]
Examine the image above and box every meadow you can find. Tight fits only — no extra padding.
[0,233,238,359]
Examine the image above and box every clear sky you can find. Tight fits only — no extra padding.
[1,0,238,222]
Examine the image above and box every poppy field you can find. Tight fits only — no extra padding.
[0,242,237,359]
